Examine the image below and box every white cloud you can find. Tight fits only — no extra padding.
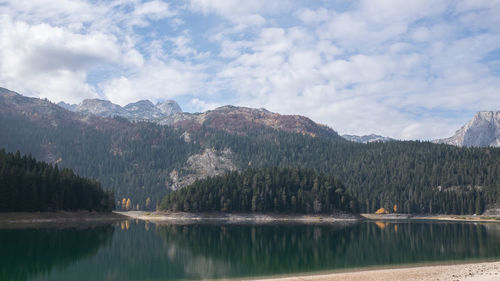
[190,98,221,112]
[0,0,499,140]
[100,58,207,106]
[0,16,123,103]
[201,0,500,140]
[131,0,177,27]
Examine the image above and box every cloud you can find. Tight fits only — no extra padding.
[0,0,181,104]
[0,0,499,140]
[100,57,207,106]
[0,16,121,103]
[200,0,500,140]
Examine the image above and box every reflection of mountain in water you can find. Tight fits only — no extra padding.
[6,221,500,280]
[340,222,500,267]
[0,225,114,281]
[155,222,500,279]
[155,222,362,278]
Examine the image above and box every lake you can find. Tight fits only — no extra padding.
[1,220,500,280]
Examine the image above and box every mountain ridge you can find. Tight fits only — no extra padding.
[48,91,341,139]
[342,134,394,143]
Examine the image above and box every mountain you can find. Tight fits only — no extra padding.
[67,97,183,122]
[123,100,164,120]
[157,100,182,116]
[158,105,339,138]
[57,101,77,111]
[1,87,499,214]
[0,87,341,209]
[69,96,337,138]
[342,134,394,143]
[434,111,500,147]
[75,98,130,118]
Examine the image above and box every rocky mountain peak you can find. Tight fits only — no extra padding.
[342,134,394,143]
[124,100,164,120]
[57,101,77,111]
[434,111,500,147]
[156,100,182,116]
[76,99,129,117]
[125,100,155,108]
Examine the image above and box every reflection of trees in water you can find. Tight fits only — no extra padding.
[3,221,500,281]
[341,222,500,267]
[155,222,500,278]
[156,222,358,278]
[0,225,114,281]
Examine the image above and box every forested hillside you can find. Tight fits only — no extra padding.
[1,88,500,214]
[199,127,500,214]
[0,150,114,212]
[0,88,201,209]
[159,167,358,213]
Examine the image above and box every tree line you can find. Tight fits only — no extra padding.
[159,167,359,213]
[0,149,114,212]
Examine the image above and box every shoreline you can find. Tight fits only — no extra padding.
[117,211,500,224]
[116,211,361,223]
[251,261,500,281]
[361,213,500,223]
[2,210,499,227]
[0,211,126,228]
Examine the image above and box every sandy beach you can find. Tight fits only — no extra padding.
[254,261,500,281]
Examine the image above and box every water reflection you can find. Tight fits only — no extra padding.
[1,221,500,281]
[154,221,500,278]
[0,225,114,281]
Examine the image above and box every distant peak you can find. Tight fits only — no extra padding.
[125,100,155,108]
[342,134,394,143]
[79,98,114,105]
[433,110,500,147]
[156,100,182,115]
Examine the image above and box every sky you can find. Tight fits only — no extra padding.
[0,0,499,140]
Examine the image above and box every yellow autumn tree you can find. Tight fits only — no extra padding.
[125,198,132,210]
[121,198,127,210]
[145,197,151,209]
[393,204,398,213]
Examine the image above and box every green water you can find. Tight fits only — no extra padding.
[1,220,500,280]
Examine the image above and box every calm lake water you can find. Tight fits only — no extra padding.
[1,220,500,280]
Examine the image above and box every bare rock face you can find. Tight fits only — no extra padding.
[71,98,183,122]
[168,148,237,190]
[76,99,130,118]
[342,134,394,143]
[124,100,164,120]
[57,101,77,111]
[156,100,182,116]
[434,111,500,147]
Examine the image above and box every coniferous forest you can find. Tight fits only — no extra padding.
[159,167,359,213]
[197,127,500,215]
[0,149,114,212]
[1,92,500,214]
